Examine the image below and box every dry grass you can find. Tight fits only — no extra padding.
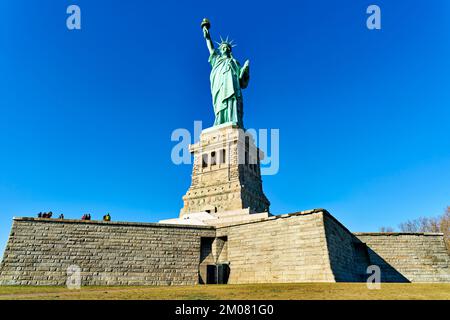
[0,283,449,300]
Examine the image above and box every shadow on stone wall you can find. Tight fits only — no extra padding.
[323,211,411,283]
[349,238,410,283]
[364,246,410,283]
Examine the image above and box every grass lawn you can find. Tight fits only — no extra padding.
[0,283,449,300]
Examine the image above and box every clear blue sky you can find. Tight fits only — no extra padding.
[0,0,449,254]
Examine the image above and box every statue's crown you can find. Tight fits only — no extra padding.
[215,36,237,48]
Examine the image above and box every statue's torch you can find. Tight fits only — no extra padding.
[201,18,211,34]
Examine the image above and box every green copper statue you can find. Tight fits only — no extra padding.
[201,18,250,128]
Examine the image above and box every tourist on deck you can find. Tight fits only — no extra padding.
[103,213,111,221]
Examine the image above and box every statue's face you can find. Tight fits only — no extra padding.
[220,44,231,56]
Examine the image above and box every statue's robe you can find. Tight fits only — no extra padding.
[209,49,249,128]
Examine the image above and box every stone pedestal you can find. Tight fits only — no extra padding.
[180,124,270,217]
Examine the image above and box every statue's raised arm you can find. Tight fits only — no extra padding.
[201,19,214,55]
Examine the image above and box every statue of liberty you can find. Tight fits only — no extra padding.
[201,19,250,128]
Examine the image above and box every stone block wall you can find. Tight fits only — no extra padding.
[0,218,215,286]
[322,213,362,282]
[355,233,450,282]
[1,211,449,286]
[215,210,450,284]
[217,211,336,283]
